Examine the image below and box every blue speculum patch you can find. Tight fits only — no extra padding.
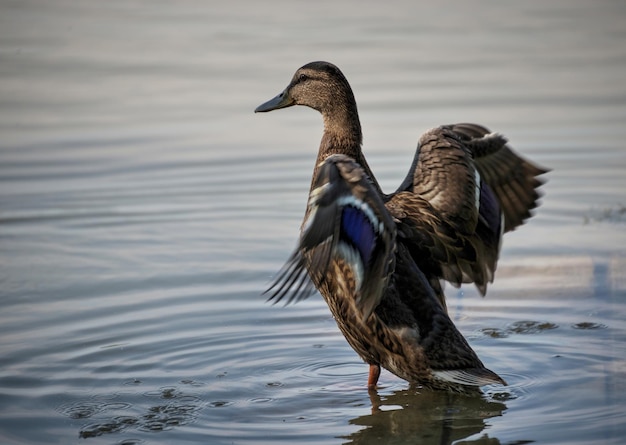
[341,206,376,264]
[480,181,501,234]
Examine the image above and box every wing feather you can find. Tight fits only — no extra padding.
[390,123,547,295]
[266,154,396,320]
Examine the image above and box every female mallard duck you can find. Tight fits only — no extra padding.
[255,61,547,392]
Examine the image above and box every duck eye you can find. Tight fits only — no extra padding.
[298,73,308,82]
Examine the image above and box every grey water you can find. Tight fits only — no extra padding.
[1,1,625,444]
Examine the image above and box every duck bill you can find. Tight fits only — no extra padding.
[255,89,294,112]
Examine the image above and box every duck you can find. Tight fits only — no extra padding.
[255,61,548,392]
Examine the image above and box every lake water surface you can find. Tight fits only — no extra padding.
[1,1,625,444]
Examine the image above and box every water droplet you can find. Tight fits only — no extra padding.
[507,320,558,334]
[123,378,142,385]
[489,391,517,401]
[572,322,607,330]
[161,387,178,399]
[209,400,232,407]
[480,327,509,338]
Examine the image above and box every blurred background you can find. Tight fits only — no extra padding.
[1,1,625,444]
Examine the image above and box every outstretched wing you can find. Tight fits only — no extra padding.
[386,191,495,298]
[266,154,396,320]
[392,124,547,294]
[397,127,482,236]
[444,123,549,232]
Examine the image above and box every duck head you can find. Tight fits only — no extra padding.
[255,61,357,115]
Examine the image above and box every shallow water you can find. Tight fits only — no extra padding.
[1,1,626,444]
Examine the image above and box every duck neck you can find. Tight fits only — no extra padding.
[311,107,382,195]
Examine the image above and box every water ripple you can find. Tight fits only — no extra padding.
[478,320,559,338]
[59,384,206,439]
[2,2,626,444]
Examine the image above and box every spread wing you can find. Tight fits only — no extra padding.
[444,123,549,232]
[386,191,495,297]
[265,154,396,320]
[391,124,548,294]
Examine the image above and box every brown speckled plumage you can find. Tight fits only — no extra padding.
[256,61,548,392]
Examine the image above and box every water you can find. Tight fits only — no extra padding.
[1,1,625,444]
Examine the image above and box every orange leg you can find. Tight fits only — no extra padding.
[367,363,381,389]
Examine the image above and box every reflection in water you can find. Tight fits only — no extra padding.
[344,387,508,445]
[1,0,625,444]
